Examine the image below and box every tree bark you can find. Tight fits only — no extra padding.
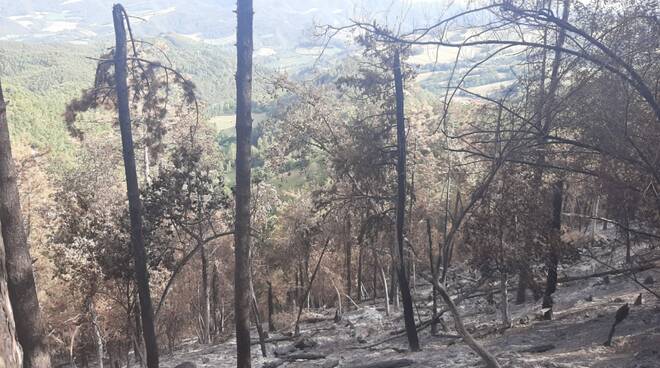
[0,80,51,368]
[0,233,22,368]
[234,0,254,366]
[393,50,420,352]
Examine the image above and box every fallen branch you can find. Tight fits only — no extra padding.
[519,344,556,353]
[346,359,415,368]
[261,353,326,368]
[250,335,292,345]
[301,316,333,324]
[562,213,660,240]
[557,265,655,283]
[283,353,326,360]
[581,251,660,299]
[423,274,501,368]
[461,264,657,301]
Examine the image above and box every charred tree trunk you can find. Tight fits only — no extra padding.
[89,301,104,368]
[332,280,343,320]
[70,324,80,367]
[0,233,22,368]
[389,248,397,308]
[200,243,210,344]
[393,50,420,352]
[357,239,364,302]
[267,281,276,332]
[345,217,352,304]
[211,262,222,335]
[542,180,563,319]
[515,268,530,304]
[426,219,438,335]
[234,0,254,365]
[541,0,569,319]
[250,283,267,357]
[624,210,631,265]
[371,248,378,302]
[500,272,511,328]
[112,6,158,368]
[380,267,390,316]
[132,302,146,368]
[0,80,51,368]
[294,239,330,335]
[293,266,299,310]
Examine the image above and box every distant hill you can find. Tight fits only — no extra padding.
[0,0,454,49]
[0,0,520,160]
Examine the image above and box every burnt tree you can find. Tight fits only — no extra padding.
[0,233,22,368]
[393,50,420,352]
[234,0,255,366]
[112,5,159,368]
[0,80,51,368]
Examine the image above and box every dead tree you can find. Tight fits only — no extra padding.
[540,0,570,317]
[379,267,390,316]
[200,244,211,344]
[87,297,104,368]
[211,263,223,335]
[250,282,267,357]
[426,219,438,334]
[234,0,255,366]
[393,49,420,352]
[345,217,352,304]
[294,238,331,335]
[155,231,233,318]
[112,5,158,368]
[267,281,276,332]
[500,271,511,328]
[0,80,51,368]
[542,180,563,320]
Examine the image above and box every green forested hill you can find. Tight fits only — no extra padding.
[0,39,237,159]
[0,42,98,158]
